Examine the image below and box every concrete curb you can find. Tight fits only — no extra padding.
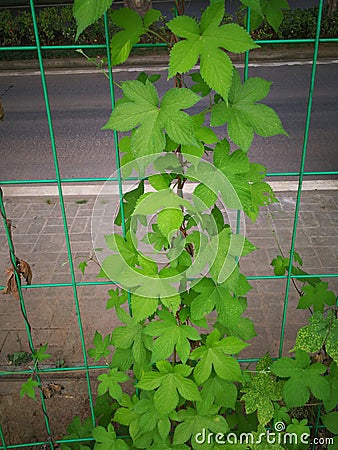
[0,43,337,71]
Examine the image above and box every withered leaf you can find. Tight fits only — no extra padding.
[3,268,17,295]
[42,382,64,399]
[17,259,32,285]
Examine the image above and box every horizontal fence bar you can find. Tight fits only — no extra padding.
[1,171,338,186]
[0,273,337,292]
[1,38,337,53]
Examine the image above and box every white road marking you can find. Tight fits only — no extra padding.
[1,180,337,197]
[1,59,337,77]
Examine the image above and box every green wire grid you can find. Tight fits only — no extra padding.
[0,0,337,448]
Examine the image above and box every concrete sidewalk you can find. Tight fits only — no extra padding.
[0,188,337,444]
[0,188,337,364]
[1,43,337,73]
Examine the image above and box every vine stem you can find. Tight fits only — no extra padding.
[146,29,170,46]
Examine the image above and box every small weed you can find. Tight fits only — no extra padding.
[7,351,33,366]
[75,199,88,204]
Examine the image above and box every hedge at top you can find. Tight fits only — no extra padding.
[0,5,337,51]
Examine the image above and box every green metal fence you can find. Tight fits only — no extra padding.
[0,0,337,448]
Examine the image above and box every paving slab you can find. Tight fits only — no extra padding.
[0,189,337,445]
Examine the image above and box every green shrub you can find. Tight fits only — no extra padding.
[0,4,337,59]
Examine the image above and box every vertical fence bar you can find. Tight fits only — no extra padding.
[28,0,95,424]
[0,426,7,450]
[103,13,132,316]
[278,0,324,357]
[0,192,54,447]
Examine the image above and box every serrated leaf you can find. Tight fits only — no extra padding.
[201,376,237,409]
[211,69,287,150]
[157,208,184,240]
[73,0,112,40]
[78,260,88,275]
[241,372,283,425]
[103,82,200,156]
[97,368,129,401]
[137,363,201,413]
[191,278,255,340]
[167,3,258,100]
[271,350,330,407]
[144,310,200,363]
[173,403,229,446]
[265,0,290,33]
[88,331,111,361]
[130,294,158,322]
[20,377,39,400]
[33,343,51,362]
[92,424,129,450]
[110,8,162,66]
[297,282,336,313]
[189,72,211,97]
[143,8,161,28]
[191,329,246,384]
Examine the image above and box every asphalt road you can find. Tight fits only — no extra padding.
[0,60,337,182]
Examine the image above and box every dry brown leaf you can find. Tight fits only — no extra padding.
[3,268,17,295]
[42,382,64,399]
[17,259,32,285]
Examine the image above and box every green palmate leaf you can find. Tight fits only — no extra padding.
[201,375,238,409]
[241,371,283,425]
[33,343,51,362]
[20,377,39,400]
[189,72,211,97]
[110,8,161,66]
[92,424,129,450]
[271,254,288,276]
[191,278,255,340]
[144,309,200,363]
[264,0,289,32]
[167,1,258,100]
[64,416,94,443]
[294,311,338,365]
[88,331,112,361]
[103,81,200,156]
[115,180,144,230]
[73,0,112,40]
[97,368,129,401]
[157,208,184,240]
[191,329,247,384]
[285,419,310,450]
[117,393,172,445]
[111,308,153,377]
[172,403,229,447]
[193,183,218,209]
[322,412,338,434]
[211,69,287,150]
[240,0,263,15]
[297,281,336,312]
[148,173,174,191]
[137,361,201,413]
[271,350,330,407]
[130,294,159,322]
[243,0,290,33]
[106,289,128,310]
[324,362,338,412]
[78,260,88,275]
[211,139,277,221]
